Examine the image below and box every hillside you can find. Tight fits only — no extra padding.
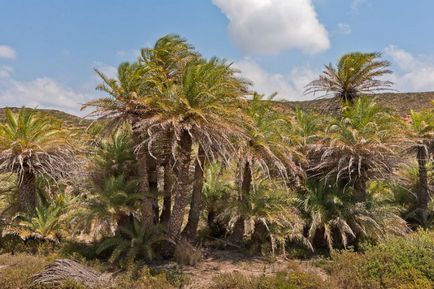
[279,91,434,115]
[0,107,92,128]
[0,92,433,126]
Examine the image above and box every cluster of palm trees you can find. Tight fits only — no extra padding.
[0,35,432,260]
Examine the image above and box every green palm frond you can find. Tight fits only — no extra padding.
[96,217,169,263]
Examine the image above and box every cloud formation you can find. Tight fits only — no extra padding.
[385,45,434,92]
[212,0,330,55]
[0,71,88,116]
[0,45,16,59]
[234,58,317,100]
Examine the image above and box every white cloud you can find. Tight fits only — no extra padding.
[0,66,14,79]
[337,23,351,35]
[385,45,434,92]
[0,45,16,59]
[212,0,330,55]
[351,0,367,11]
[0,70,88,116]
[234,58,317,100]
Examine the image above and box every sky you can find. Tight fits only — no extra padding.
[1,0,434,115]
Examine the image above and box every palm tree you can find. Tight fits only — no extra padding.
[224,176,309,255]
[83,175,142,238]
[305,52,393,104]
[202,162,234,238]
[83,35,198,228]
[393,162,434,228]
[0,109,75,213]
[230,93,304,241]
[308,97,400,201]
[137,57,250,239]
[406,109,434,211]
[82,62,156,227]
[298,179,407,252]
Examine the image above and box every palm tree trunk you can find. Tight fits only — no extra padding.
[18,169,36,213]
[252,220,269,245]
[146,153,160,224]
[133,133,154,228]
[417,146,430,210]
[168,130,193,240]
[160,163,173,224]
[354,177,367,202]
[151,182,159,223]
[182,146,206,240]
[230,161,252,241]
[207,209,227,238]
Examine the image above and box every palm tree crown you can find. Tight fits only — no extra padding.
[0,109,75,212]
[305,52,393,103]
[308,98,401,200]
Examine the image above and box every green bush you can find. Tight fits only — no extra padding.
[209,271,331,289]
[330,230,434,289]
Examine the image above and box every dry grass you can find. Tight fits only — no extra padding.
[0,253,54,289]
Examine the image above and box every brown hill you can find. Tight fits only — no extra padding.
[0,107,92,128]
[278,91,434,115]
[0,92,433,126]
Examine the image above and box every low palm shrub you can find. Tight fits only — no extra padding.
[297,179,408,252]
[96,217,168,264]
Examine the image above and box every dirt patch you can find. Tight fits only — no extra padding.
[154,250,329,289]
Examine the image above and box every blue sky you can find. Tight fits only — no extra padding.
[1,0,434,115]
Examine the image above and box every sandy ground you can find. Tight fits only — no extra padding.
[154,250,329,289]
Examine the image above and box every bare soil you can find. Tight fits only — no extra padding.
[154,250,329,289]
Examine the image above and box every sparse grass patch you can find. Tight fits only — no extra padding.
[209,271,331,289]
[0,253,54,289]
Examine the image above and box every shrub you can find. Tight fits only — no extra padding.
[330,230,434,289]
[209,271,330,289]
